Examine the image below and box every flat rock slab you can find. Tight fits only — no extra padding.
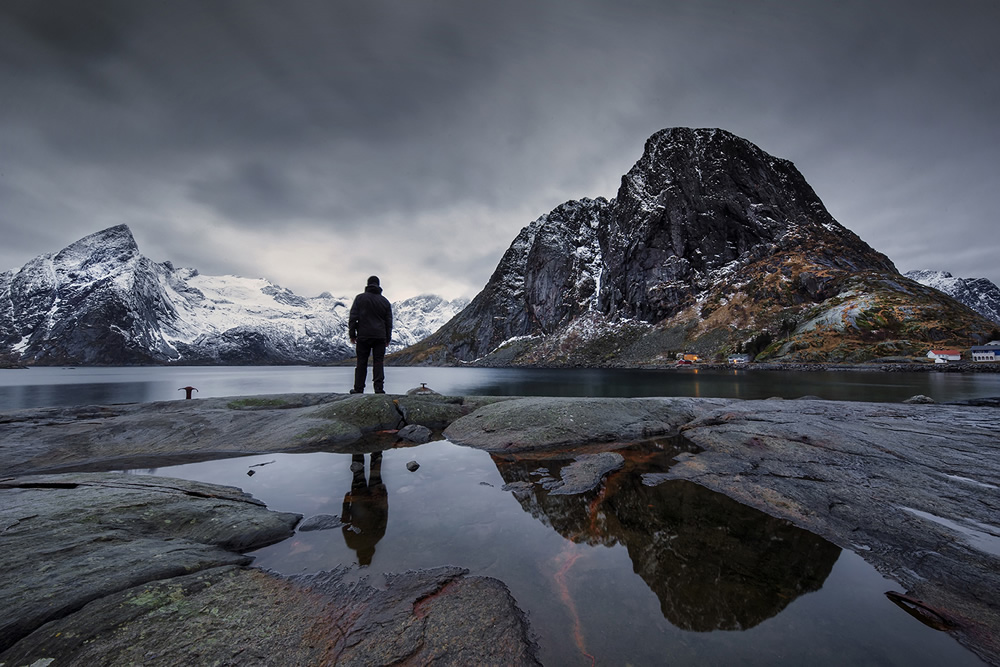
[0,393,510,477]
[2,564,540,666]
[0,472,301,652]
[0,394,359,476]
[648,398,1000,665]
[444,396,728,451]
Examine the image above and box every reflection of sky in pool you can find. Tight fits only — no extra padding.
[139,440,982,665]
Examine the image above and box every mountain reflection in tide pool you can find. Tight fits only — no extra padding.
[141,439,982,666]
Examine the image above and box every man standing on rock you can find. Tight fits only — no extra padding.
[348,275,393,394]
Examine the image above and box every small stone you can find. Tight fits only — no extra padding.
[398,424,432,443]
[904,394,936,404]
[406,461,420,472]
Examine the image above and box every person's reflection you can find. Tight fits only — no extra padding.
[341,452,388,566]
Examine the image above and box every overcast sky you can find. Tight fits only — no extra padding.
[2,0,997,300]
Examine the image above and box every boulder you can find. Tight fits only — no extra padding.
[311,394,404,431]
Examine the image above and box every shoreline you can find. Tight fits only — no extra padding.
[4,360,999,373]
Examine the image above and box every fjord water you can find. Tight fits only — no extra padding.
[2,365,1000,409]
[139,440,983,665]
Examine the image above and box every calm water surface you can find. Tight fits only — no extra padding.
[137,440,983,666]
[2,365,999,409]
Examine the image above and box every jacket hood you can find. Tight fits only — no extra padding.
[364,284,383,294]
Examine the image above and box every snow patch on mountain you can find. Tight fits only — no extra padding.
[905,270,1000,325]
[391,294,470,349]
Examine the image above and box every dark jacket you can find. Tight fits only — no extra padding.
[349,285,392,343]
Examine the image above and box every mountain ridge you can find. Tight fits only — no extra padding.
[0,225,467,365]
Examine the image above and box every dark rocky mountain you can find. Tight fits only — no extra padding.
[396,128,995,365]
[905,270,1000,326]
[0,225,466,365]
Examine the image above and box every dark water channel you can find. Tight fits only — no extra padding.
[137,439,982,666]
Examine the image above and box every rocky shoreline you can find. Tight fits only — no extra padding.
[2,391,998,665]
[461,359,1000,373]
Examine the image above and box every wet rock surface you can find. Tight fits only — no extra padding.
[0,473,300,654]
[2,564,540,666]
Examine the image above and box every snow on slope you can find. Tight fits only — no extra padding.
[905,270,1000,325]
[391,294,470,349]
[157,267,350,344]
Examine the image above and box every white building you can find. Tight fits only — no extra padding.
[927,349,962,363]
[971,341,1000,362]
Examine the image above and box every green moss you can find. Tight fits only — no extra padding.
[127,589,171,608]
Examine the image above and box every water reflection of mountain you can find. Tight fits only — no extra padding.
[492,445,841,632]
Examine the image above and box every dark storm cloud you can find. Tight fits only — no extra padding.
[0,0,131,62]
[1,0,998,297]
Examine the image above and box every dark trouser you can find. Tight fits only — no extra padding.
[354,338,386,393]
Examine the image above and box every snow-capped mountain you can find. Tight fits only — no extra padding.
[904,270,1000,325]
[390,294,469,348]
[396,128,995,365]
[0,225,467,365]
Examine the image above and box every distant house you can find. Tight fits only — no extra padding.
[927,349,962,363]
[728,354,751,364]
[971,341,1000,362]
[682,353,700,363]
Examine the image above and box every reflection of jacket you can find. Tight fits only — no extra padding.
[349,285,392,342]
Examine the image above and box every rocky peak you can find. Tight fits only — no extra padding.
[396,128,946,366]
[600,128,895,321]
[51,224,140,281]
